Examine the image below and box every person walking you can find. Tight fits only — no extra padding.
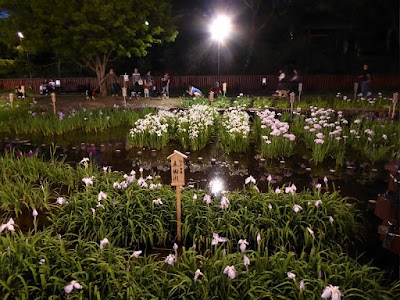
[101,68,119,96]
[132,68,142,97]
[290,69,300,93]
[144,71,153,97]
[277,69,287,91]
[161,72,170,98]
[358,64,372,96]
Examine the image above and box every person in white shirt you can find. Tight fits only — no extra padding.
[277,69,287,90]
[132,68,141,97]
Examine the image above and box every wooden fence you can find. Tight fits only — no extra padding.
[1,75,400,93]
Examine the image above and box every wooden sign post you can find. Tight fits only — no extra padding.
[354,82,359,101]
[298,82,303,102]
[167,150,187,245]
[393,92,398,119]
[122,74,129,105]
[122,87,127,105]
[21,86,25,100]
[209,91,214,106]
[222,82,227,97]
[51,92,56,114]
[290,92,295,121]
[9,93,13,108]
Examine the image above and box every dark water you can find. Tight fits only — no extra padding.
[1,126,398,277]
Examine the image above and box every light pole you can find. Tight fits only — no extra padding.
[17,31,32,80]
[210,15,231,77]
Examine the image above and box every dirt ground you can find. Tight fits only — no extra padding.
[34,94,182,112]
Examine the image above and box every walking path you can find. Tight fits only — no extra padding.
[35,94,182,111]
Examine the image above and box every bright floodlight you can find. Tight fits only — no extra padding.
[144,21,149,26]
[17,31,24,39]
[210,15,231,42]
[209,178,224,194]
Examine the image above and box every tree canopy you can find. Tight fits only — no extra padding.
[0,0,399,78]
[0,0,178,95]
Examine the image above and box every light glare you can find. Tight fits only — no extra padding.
[210,15,231,42]
[17,31,24,39]
[210,178,224,194]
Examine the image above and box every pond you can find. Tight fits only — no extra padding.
[1,123,397,276]
[1,125,388,200]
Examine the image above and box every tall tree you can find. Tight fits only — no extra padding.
[0,0,178,96]
[239,0,289,71]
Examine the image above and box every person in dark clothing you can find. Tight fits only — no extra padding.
[101,68,119,96]
[290,69,300,93]
[161,72,170,98]
[132,68,141,97]
[144,71,153,97]
[358,64,372,96]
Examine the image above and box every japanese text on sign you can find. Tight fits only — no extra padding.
[171,157,185,186]
[167,150,187,186]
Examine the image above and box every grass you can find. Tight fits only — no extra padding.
[0,153,398,298]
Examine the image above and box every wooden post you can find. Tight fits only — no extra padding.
[290,92,295,121]
[392,92,398,119]
[9,93,13,108]
[167,150,187,245]
[122,74,129,105]
[122,87,127,105]
[298,82,303,102]
[21,86,25,100]
[222,82,227,97]
[209,91,214,106]
[51,92,56,114]
[354,82,359,100]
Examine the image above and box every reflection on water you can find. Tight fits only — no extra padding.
[0,126,396,275]
[0,126,388,202]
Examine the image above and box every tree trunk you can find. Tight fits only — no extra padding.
[244,36,256,72]
[97,69,107,97]
[92,55,109,97]
[79,55,110,97]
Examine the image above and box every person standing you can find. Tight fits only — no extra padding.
[290,69,300,93]
[277,69,287,91]
[358,64,372,96]
[144,71,153,97]
[161,72,170,98]
[101,68,119,96]
[132,68,141,97]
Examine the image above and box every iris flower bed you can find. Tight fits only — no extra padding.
[293,106,400,164]
[0,150,397,299]
[50,169,363,253]
[0,155,399,298]
[0,104,155,135]
[220,109,251,153]
[128,106,219,151]
[128,110,176,150]
[0,149,85,217]
[178,92,400,111]
[176,105,218,150]
[1,230,399,299]
[255,109,296,158]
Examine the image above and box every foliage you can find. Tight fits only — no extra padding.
[0,0,178,95]
[256,109,296,158]
[220,109,251,153]
[50,165,363,253]
[0,105,153,135]
[0,154,398,299]
[128,110,176,149]
[0,150,83,218]
[176,105,218,150]
[1,229,399,299]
